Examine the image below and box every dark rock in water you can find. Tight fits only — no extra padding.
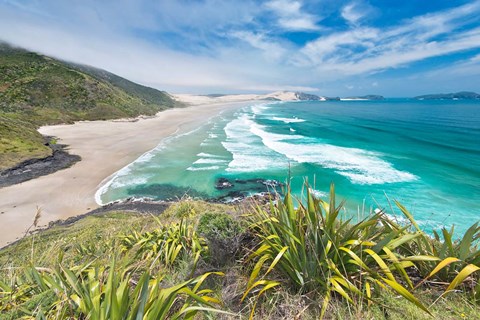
[261,179,283,188]
[215,178,234,189]
[127,183,209,200]
[218,192,279,204]
[212,177,283,203]
[233,178,283,187]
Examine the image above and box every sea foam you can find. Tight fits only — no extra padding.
[272,117,306,123]
[193,158,228,165]
[186,166,221,171]
[222,113,288,172]
[249,122,418,185]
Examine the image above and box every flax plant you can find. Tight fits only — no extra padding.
[243,183,432,318]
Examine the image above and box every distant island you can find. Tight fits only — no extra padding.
[414,91,480,100]
[342,95,385,101]
[295,92,384,101]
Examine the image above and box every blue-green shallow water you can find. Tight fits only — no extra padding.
[97,99,480,234]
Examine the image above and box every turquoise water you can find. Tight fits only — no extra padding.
[98,99,480,234]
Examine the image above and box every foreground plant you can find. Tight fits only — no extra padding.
[121,218,207,271]
[395,203,480,300]
[1,258,229,319]
[243,183,435,318]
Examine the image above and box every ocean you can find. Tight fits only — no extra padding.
[97,99,480,234]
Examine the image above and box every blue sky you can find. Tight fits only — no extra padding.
[1,0,480,96]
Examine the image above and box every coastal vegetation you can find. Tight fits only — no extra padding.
[414,92,480,100]
[1,185,479,319]
[0,42,181,169]
[0,116,51,170]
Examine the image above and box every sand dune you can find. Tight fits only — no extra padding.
[172,91,306,105]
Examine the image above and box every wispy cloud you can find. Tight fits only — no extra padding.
[231,31,288,61]
[0,0,479,96]
[341,1,374,26]
[297,1,480,75]
[264,0,320,31]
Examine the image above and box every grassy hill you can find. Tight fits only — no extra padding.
[0,43,181,170]
[1,191,480,319]
[0,116,52,170]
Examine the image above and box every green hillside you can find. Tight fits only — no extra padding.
[1,191,480,319]
[0,43,181,170]
[0,116,51,170]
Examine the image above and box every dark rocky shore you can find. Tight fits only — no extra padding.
[2,178,279,250]
[44,189,277,230]
[0,138,81,188]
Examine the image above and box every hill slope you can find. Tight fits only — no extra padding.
[0,43,181,170]
[414,91,480,100]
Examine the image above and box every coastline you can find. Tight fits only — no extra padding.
[0,101,253,248]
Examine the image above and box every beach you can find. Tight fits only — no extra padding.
[0,101,252,247]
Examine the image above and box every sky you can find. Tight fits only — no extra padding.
[1,0,480,96]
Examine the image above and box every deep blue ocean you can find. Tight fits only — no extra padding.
[97,99,480,234]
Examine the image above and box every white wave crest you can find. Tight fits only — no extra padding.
[309,188,328,199]
[196,152,225,158]
[193,158,228,164]
[186,166,220,171]
[249,123,418,185]
[222,114,288,172]
[272,117,306,123]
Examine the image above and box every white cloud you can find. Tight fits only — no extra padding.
[342,4,362,25]
[341,1,373,26]
[265,0,320,31]
[297,1,480,75]
[0,0,479,96]
[231,31,288,61]
[420,53,480,78]
[298,27,378,65]
[0,0,314,93]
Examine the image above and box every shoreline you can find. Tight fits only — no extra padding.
[0,101,253,248]
[0,139,81,188]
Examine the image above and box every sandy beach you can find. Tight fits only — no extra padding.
[0,101,252,247]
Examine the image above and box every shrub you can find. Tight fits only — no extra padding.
[197,212,244,266]
[197,212,243,240]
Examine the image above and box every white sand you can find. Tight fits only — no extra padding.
[0,101,253,247]
[172,91,309,105]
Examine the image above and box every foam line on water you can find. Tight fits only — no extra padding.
[193,158,228,164]
[95,122,208,205]
[222,113,288,172]
[272,117,306,123]
[249,122,418,185]
[187,166,220,171]
[196,152,226,158]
